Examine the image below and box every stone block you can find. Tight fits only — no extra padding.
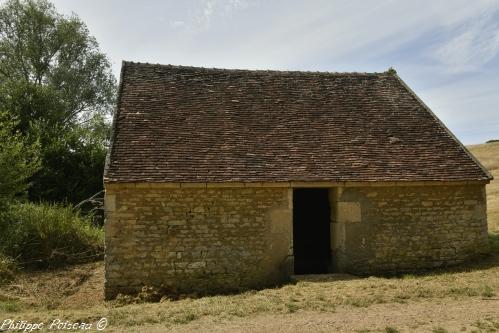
[104,194,116,212]
[269,209,292,234]
[337,202,361,223]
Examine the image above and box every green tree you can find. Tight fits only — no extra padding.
[0,112,40,206]
[0,0,116,204]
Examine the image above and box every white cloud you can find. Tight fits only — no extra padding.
[433,14,499,73]
[180,0,499,71]
[198,0,215,26]
[170,20,186,28]
[195,0,248,29]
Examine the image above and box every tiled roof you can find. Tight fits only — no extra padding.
[104,62,491,183]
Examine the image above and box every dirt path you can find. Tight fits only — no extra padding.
[115,298,499,333]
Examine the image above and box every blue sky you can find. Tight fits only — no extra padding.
[48,0,499,144]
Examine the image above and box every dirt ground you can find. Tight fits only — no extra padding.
[1,260,499,332]
[1,261,104,310]
[131,298,499,333]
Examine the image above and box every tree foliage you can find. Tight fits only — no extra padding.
[0,0,116,204]
[0,112,40,205]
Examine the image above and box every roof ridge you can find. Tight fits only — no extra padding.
[122,60,387,76]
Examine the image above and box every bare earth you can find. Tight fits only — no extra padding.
[135,298,499,333]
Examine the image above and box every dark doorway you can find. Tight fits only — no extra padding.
[293,188,331,274]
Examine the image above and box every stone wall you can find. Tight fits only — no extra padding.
[330,184,489,274]
[105,183,489,298]
[104,186,293,299]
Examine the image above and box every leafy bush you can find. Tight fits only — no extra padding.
[0,202,103,268]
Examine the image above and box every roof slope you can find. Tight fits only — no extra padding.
[104,62,491,183]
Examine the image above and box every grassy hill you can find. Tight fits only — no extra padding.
[468,141,499,232]
[0,142,498,332]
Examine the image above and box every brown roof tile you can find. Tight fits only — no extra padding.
[104,62,492,183]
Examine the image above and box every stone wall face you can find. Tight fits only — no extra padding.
[330,184,489,274]
[105,183,489,298]
[104,186,293,299]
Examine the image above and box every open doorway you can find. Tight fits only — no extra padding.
[293,188,331,274]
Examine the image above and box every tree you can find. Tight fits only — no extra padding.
[0,112,40,206]
[0,0,116,204]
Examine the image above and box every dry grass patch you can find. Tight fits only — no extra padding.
[2,253,499,330]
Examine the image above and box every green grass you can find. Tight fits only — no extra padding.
[0,301,19,313]
[481,285,496,298]
[0,299,20,313]
[0,202,103,268]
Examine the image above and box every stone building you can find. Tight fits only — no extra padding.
[103,61,492,299]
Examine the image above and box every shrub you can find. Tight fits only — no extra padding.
[0,253,16,283]
[0,202,103,268]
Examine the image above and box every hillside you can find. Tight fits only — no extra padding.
[0,142,498,332]
[468,141,499,232]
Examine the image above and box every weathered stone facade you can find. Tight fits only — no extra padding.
[330,184,489,274]
[104,183,489,299]
[104,185,293,299]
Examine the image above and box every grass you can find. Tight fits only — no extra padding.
[0,202,103,268]
[0,293,20,313]
[471,319,499,332]
[2,252,499,330]
[0,300,20,313]
[0,253,16,283]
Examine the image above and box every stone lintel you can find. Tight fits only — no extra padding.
[290,182,334,187]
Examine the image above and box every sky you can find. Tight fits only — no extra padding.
[44,0,499,144]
